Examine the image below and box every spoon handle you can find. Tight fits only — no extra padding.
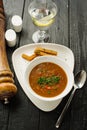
[55,86,76,128]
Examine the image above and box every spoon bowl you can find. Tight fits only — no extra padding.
[75,70,86,89]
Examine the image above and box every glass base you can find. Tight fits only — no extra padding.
[32,30,50,43]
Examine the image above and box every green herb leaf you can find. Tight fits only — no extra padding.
[38,75,60,86]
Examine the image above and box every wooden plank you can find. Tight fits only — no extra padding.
[19,0,35,45]
[23,0,70,130]
[0,104,9,130]
[69,0,87,72]
[38,0,70,130]
[0,0,24,129]
[0,1,24,130]
[6,0,40,130]
[69,0,87,130]
[7,85,39,130]
[18,0,69,130]
[52,0,69,45]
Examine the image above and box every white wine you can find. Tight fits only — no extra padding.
[29,8,57,30]
[28,0,57,42]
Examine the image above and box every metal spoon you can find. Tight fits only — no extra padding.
[55,70,87,128]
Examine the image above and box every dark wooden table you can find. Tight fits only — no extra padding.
[0,0,87,130]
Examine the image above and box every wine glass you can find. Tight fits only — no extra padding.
[28,0,57,43]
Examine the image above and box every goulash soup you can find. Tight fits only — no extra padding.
[29,62,67,97]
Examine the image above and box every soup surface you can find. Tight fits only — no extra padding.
[29,62,67,97]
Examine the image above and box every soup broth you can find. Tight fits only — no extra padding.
[29,62,67,97]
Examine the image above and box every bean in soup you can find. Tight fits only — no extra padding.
[29,62,67,97]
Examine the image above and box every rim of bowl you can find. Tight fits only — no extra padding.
[24,56,74,101]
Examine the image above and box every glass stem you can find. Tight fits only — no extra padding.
[38,30,47,42]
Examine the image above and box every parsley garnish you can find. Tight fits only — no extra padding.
[38,75,60,86]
